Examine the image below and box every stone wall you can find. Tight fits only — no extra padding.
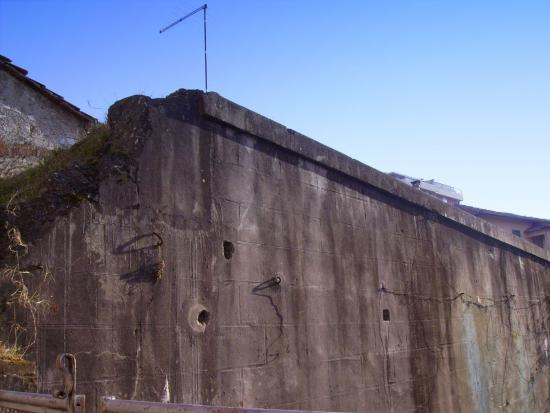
[14,90,550,412]
[0,69,90,177]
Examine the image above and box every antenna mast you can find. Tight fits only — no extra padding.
[160,4,208,92]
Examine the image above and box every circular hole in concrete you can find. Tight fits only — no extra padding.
[188,303,210,333]
[197,309,210,326]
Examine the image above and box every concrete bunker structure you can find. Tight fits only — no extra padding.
[10,90,550,412]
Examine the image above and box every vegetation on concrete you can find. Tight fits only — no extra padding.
[0,123,110,205]
[0,124,110,364]
[0,203,51,363]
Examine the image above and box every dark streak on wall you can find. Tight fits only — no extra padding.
[12,90,549,412]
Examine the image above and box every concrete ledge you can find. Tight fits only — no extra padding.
[202,92,550,263]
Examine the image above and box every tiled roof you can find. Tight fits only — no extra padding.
[0,54,96,124]
[525,222,550,234]
[459,204,550,225]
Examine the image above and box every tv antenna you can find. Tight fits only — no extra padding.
[160,4,208,91]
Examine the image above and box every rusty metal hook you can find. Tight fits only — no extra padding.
[252,275,282,293]
[52,353,77,413]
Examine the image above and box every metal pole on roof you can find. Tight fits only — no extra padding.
[159,3,208,92]
[203,4,208,92]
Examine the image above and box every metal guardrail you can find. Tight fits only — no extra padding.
[0,392,85,413]
[2,354,342,413]
[0,354,85,413]
[100,399,341,413]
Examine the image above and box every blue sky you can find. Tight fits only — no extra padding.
[1,0,549,218]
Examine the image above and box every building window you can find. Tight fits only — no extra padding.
[529,235,545,248]
[512,229,521,237]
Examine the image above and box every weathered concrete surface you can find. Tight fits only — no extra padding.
[0,67,93,177]
[0,360,36,392]
[11,90,550,412]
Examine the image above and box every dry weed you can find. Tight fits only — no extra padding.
[1,192,51,360]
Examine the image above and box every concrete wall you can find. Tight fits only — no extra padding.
[0,69,90,177]
[20,91,549,412]
[0,360,36,392]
